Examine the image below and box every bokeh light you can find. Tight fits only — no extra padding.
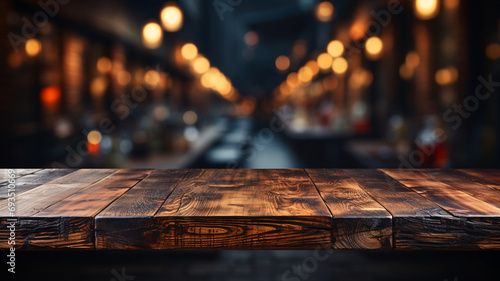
[142,22,163,49]
[244,31,259,46]
[415,0,440,20]
[40,86,61,107]
[365,37,383,59]
[87,130,102,145]
[183,111,198,125]
[275,55,290,72]
[287,72,300,88]
[332,57,348,74]
[97,57,112,74]
[327,40,344,57]
[486,43,500,60]
[435,67,459,85]
[315,1,334,22]
[317,53,333,71]
[181,43,198,60]
[192,56,210,74]
[144,70,161,88]
[405,51,420,69]
[25,39,41,57]
[160,3,183,32]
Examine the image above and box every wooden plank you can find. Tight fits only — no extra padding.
[459,169,500,186]
[0,169,41,183]
[0,169,76,199]
[344,169,470,250]
[421,169,500,209]
[97,169,333,249]
[0,169,116,249]
[20,170,153,249]
[96,170,189,249]
[306,169,392,249]
[383,169,500,250]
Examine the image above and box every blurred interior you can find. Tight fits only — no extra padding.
[1,0,500,169]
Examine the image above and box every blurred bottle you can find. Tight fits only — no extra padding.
[416,115,448,168]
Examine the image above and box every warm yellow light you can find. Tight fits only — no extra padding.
[275,55,290,72]
[399,64,414,80]
[142,22,163,49]
[90,77,108,96]
[317,53,333,71]
[183,111,198,125]
[365,37,383,59]
[327,40,344,57]
[97,57,112,74]
[405,51,420,69]
[298,66,313,85]
[181,43,198,60]
[87,130,102,145]
[444,0,459,10]
[305,60,319,76]
[315,1,334,22]
[192,56,210,74]
[244,31,259,46]
[435,67,458,85]
[486,43,500,60]
[117,71,132,86]
[415,0,440,20]
[25,39,41,57]
[287,72,300,88]
[332,57,348,74]
[160,3,183,32]
[280,82,291,96]
[144,70,161,88]
[350,18,367,41]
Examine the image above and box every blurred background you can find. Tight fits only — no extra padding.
[1,0,500,169]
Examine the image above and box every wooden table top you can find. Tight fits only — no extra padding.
[1,169,500,250]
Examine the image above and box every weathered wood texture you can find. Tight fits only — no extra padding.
[306,169,392,249]
[2,169,500,250]
[98,169,332,249]
[0,169,117,249]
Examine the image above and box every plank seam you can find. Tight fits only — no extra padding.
[303,169,335,246]
[27,170,120,217]
[346,169,396,250]
[151,169,190,217]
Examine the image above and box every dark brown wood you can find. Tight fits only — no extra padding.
[95,169,188,249]
[2,168,500,250]
[422,169,500,209]
[383,169,500,250]
[0,169,116,249]
[459,169,500,185]
[306,169,392,249]
[147,169,332,250]
[346,169,474,250]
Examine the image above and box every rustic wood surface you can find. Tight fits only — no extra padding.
[1,169,500,250]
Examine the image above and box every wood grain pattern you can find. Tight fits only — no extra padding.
[96,169,188,249]
[0,169,116,249]
[345,169,467,250]
[459,169,500,185]
[0,169,75,199]
[2,169,500,250]
[306,169,392,249]
[383,169,500,250]
[422,169,500,209]
[146,169,333,250]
